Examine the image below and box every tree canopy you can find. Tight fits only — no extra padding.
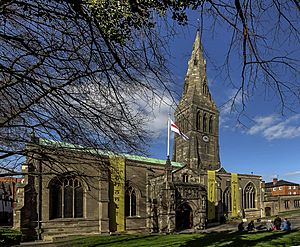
[0,0,299,176]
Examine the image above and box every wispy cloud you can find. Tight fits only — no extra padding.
[220,89,243,115]
[143,95,175,139]
[248,115,280,135]
[218,89,244,129]
[247,114,300,140]
[285,170,300,176]
[131,90,176,140]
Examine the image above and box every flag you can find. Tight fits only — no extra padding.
[170,119,189,140]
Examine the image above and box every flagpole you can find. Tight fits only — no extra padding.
[167,117,170,159]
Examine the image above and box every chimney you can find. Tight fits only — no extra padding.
[273,177,278,185]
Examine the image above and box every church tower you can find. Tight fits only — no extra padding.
[172,32,220,171]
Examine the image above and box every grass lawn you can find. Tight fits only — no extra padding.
[278,209,300,218]
[54,230,300,247]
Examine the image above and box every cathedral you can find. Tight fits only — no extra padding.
[14,33,263,240]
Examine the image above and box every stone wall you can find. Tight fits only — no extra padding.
[264,195,300,216]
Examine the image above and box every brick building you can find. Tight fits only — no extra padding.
[263,178,300,216]
[0,177,23,225]
[265,178,299,197]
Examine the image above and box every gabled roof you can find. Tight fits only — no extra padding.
[216,167,227,173]
[265,179,299,188]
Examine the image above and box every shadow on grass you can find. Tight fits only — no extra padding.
[55,230,300,247]
[89,235,157,247]
[57,234,159,247]
[180,230,300,247]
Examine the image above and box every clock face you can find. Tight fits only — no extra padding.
[202,135,209,142]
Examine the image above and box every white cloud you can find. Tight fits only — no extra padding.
[130,90,176,139]
[248,115,279,135]
[247,114,300,140]
[220,89,243,115]
[285,170,300,176]
[218,89,244,128]
[71,82,176,141]
[144,95,175,138]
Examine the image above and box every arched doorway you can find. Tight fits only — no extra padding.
[176,203,193,231]
[265,207,271,217]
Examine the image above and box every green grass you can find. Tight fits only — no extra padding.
[278,209,300,218]
[54,231,300,247]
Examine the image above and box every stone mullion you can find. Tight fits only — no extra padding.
[129,190,132,217]
[62,183,65,218]
[72,183,75,218]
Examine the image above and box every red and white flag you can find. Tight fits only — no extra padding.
[170,119,189,141]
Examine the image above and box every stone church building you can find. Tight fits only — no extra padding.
[14,33,263,239]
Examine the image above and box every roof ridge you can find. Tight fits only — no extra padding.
[37,138,183,168]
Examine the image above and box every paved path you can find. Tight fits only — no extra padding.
[180,215,300,234]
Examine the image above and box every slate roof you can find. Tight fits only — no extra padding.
[265,179,299,188]
[37,138,183,168]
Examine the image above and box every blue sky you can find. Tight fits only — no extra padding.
[146,11,300,184]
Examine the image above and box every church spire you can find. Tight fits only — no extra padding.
[182,32,215,107]
[173,32,220,171]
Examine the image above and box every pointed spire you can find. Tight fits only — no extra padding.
[190,31,205,70]
[178,32,217,110]
[182,32,208,99]
[191,31,204,63]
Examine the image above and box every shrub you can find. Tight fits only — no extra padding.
[0,228,23,246]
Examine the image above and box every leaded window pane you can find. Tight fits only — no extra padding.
[131,190,136,216]
[125,191,130,216]
[64,185,73,218]
[75,186,83,218]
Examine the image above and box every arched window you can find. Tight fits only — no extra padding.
[182,174,189,183]
[203,83,208,95]
[125,186,137,217]
[196,111,201,130]
[183,118,189,132]
[49,176,83,219]
[203,113,207,132]
[201,196,206,209]
[243,183,256,209]
[223,187,231,213]
[209,115,213,133]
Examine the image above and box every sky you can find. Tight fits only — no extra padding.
[145,10,300,184]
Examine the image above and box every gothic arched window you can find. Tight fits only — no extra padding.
[202,83,208,95]
[202,196,206,209]
[196,111,201,130]
[49,176,83,219]
[223,187,231,213]
[184,119,189,132]
[209,115,213,133]
[243,183,256,209]
[125,186,137,217]
[203,113,207,132]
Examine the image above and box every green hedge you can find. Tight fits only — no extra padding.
[0,228,23,246]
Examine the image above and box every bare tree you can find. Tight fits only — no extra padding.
[1,0,193,175]
[0,0,299,177]
[198,0,299,113]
